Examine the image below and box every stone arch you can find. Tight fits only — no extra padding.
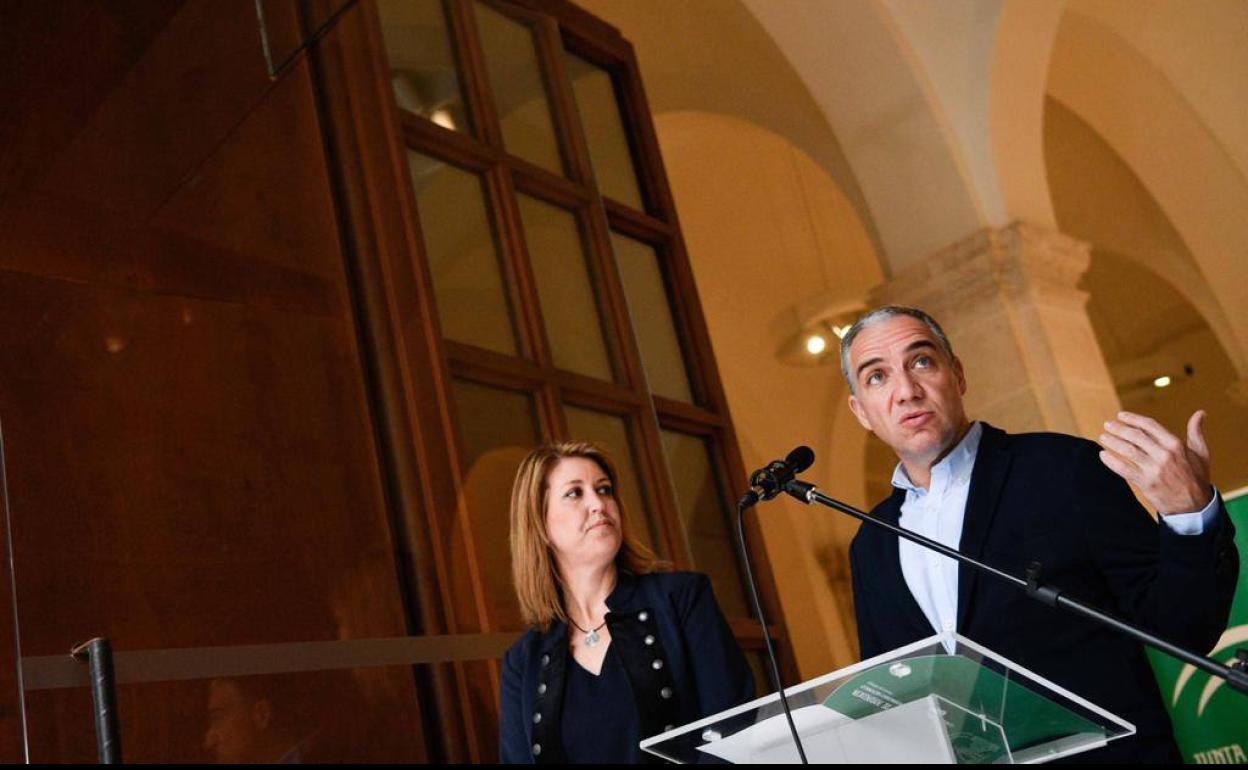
[741,0,982,272]
[987,0,1067,229]
[1044,97,1242,378]
[1047,9,1248,377]
[1045,90,1248,491]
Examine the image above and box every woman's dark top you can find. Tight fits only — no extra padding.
[499,571,755,763]
[561,645,641,763]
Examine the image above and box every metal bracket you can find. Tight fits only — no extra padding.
[72,637,122,764]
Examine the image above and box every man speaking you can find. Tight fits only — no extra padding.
[843,305,1239,761]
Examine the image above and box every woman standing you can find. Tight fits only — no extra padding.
[499,441,755,763]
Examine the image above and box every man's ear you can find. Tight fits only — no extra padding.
[848,394,872,431]
[954,356,967,395]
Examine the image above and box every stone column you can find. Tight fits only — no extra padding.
[872,222,1121,440]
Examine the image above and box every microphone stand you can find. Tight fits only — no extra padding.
[736,497,809,763]
[784,478,1248,697]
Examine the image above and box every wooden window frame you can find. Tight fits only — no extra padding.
[305,0,796,759]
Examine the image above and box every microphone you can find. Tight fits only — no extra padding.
[739,446,815,507]
[734,446,818,763]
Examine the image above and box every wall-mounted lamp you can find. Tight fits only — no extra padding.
[805,334,828,356]
[777,298,867,368]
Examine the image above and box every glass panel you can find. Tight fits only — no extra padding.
[377,0,471,133]
[474,3,565,174]
[0,190,429,758]
[451,379,540,629]
[659,430,749,617]
[564,406,661,556]
[565,54,644,209]
[611,233,695,402]
[409,155,519,355]
[516,195,613,380]
[24,664,429,762]
[642,634,1135,763]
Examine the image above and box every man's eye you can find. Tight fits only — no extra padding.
[914,355,932,368]
[866,371,884,386]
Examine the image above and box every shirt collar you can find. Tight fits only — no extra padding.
[890,421,983,493]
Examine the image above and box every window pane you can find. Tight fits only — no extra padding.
[517,195,613,380]
[564,406,661,556]
[565,54,644,209]
[474,3,565,174]
[377,0,471,133]
[451,379,540,629]
[611,233,695,402]
[660,430,749,617]
[409,155,519,356]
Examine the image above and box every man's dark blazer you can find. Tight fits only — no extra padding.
[850,423,1239,762]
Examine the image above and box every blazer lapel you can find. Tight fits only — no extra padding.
[956,423,1012,633]
[875,488,936,638]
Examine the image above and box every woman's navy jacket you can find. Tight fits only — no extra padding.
[499,571,755,763]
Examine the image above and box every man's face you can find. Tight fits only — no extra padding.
[846,315,969,470]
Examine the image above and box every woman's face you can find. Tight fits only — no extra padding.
[544,456,622,572]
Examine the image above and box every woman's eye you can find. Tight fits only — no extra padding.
[596,485,614,497]
[565,488,581,499]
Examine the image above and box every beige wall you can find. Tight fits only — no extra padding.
[655,111,881,676]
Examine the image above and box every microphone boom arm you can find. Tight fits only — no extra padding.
[784,478,1248,697]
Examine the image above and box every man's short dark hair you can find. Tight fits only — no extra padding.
[839,306,956,394]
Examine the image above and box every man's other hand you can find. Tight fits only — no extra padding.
[1098,410,1213,515]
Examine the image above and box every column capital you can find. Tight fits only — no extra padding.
[868,222,1116,439]
[873,221,1091,314]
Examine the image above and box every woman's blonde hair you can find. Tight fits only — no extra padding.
[510,441,664,630]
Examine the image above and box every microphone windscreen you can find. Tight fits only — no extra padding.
[786,445,815,474]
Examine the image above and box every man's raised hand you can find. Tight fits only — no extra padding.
[1098,410,1213,515]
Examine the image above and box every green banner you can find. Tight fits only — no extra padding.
[1147,491,1248,764]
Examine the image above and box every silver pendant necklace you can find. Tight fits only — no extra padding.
[570,618,608,647]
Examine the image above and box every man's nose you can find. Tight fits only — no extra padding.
[895,369,923,401]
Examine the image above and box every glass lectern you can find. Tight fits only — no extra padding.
[641,633,1135,764]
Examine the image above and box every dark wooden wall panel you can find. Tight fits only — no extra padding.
[0,2,188,204]
[0,0,426,762]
